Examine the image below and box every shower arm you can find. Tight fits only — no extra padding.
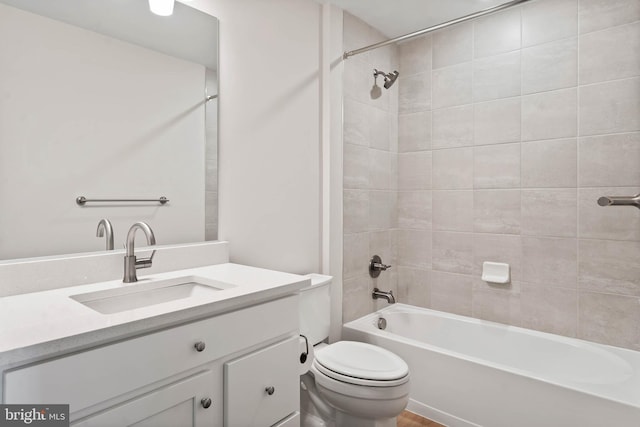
[373,69,388,78]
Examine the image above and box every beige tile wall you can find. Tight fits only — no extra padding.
[343,0,640,351]
[393,0,640,351]
[343,13,399,323]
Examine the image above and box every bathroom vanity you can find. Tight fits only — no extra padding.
[0,257,307,427]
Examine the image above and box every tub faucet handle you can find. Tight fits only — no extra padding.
[373,261,391,270]
[369,255,391,278]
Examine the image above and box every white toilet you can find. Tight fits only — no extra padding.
[299,274,410,427]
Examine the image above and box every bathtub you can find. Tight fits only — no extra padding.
[342,304,640,427]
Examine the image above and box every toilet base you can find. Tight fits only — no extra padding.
[301,373,403,427]
[301,379,403,427]
[301,412,330,427]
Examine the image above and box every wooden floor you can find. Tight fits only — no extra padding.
[397,410,445,427]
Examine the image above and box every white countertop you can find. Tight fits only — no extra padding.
[0,263,309,368]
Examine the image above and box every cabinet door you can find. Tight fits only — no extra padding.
[73,371,216,427]
[224,336,299,427]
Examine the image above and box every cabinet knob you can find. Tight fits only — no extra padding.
[265,386,275,396]
[194,341,206,352]
[201,397,212,409]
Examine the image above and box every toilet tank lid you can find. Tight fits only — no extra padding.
[301,273,332,290]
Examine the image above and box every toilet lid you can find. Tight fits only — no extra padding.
[314,341,409,382]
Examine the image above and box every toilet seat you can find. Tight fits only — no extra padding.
[313,341,409,387]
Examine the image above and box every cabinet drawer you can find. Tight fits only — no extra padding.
[4,295,298,414]
[224,336,299,427]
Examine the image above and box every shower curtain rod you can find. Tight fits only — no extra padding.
[343,0,532,60]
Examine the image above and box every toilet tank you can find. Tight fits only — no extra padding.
[300,274,332,345]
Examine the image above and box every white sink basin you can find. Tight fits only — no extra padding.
[70,276,235,314]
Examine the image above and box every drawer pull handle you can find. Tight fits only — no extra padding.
[201,397,212,409]
[194,341,206,352]
[265,386,275,396]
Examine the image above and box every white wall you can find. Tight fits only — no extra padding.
[0,0,218,70]
[0,4,205,259]
[186,0,323,275]
[327,4,345,341]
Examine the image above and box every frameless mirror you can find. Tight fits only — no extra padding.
[0,0,218,260]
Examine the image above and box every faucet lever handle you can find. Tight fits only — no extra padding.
[373,262,392,271]
[135,250,156,269]
[369,255,391,278]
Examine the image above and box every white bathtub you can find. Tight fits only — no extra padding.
[342,304,640,427]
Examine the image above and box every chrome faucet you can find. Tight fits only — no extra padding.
[96,219,114,251]
[123,222,156,283]
[372,288,395,304]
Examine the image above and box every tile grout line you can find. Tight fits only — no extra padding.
[427,29,434,307]
[518,3,525,321]
[470,11,478,318]
[578,16,640,37]
[576,0,581,338]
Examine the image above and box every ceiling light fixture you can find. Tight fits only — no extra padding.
[149,0,175,16]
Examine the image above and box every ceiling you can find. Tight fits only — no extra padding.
[329,0,510,38]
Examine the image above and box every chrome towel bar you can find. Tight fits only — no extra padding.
[76,196,169,206]
[597,194,640,210]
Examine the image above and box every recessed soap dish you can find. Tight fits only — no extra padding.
[482,262,510,284]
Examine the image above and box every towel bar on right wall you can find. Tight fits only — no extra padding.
[597,194,640,210]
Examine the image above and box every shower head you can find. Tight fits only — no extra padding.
[373,69,400,89]
[383,70,399,89]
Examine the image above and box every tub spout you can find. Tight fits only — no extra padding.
[372,288,395,304]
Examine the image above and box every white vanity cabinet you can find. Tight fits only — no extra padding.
[2,295,301,427]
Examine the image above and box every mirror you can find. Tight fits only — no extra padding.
[0,0,218,260]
